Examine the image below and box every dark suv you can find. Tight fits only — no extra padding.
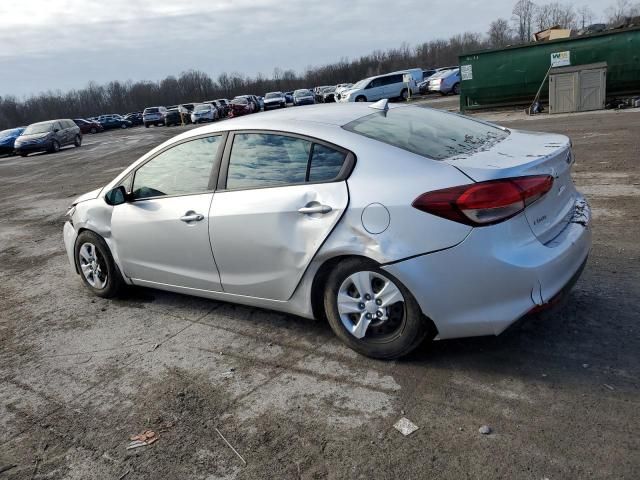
[14,119,82,157]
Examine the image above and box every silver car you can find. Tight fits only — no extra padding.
[63,101,591,359]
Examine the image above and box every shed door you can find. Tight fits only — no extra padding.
[579,69,606,112]
[550,73,577,114]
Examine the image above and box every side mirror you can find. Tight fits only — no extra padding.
[53,128,60,133]
[104,185,128,206]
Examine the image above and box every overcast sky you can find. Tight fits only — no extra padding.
[0,0,611,98]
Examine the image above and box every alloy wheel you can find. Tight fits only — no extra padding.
[337,271,405,340]
[78,242,108,289]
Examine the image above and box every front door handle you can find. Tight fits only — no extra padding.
[180,211,204,223]
[298,204,332,215]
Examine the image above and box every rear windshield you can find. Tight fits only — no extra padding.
[343,106,508,160]
[144,108,159,113]
[231,98,248,105]
[265,92,280,99]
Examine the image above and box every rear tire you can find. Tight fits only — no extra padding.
[90,127,97,134]
[452,82,460,95]
[144,123,150,128]
[355,96,367,102]
[400,88,409,101]
[74,135,82,147]
[121,123,127,129]
[20,152,28,157]
[75,230,124,298]
[323,258,432,359]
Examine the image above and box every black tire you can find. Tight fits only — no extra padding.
[49,140,60,153]
[355,96,367,102]
[20,152,28,157]
[121,123,127,129]
[452,83,460,95]
[74,135,82,147]
[90,127,97,134]
[145,123,150,128]
[323,258,433,359]
[400,88,409,101]
[75,230,124,298]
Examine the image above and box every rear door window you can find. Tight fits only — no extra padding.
[226,133,310,189]
[308,144,346,182]
[225,133,350,189]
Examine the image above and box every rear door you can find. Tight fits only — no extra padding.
[111,134,225,290]
[210,131,353,300]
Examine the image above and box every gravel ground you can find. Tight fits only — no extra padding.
[0,105,638,479]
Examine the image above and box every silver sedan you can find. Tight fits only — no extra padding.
[63,100,591,359]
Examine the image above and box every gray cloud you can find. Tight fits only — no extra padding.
[0,0,611,97]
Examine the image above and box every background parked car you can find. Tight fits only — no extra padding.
[215,99,231,117]
[74,118,104,134]
[191,103,218,123]
[284,91,294,103]
[293,89,315,106]
[263,91,286,110]
[123,112,143,126]
[236,95,260,113]
[314,86,332,103]
[164,108,182,126]
[100,116,133,129]
[14,119,81,156]
[321,86,337,103]
[0,127,25,155]
[337,69,422,102]
[427,68,461,95]
[229,97,252,117]
[143,107,167,127]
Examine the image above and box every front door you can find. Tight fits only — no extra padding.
[210,132,352,300]
[111,135,225,291]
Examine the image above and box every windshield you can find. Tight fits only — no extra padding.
[343,106,509,160]
[294,90,311,96]
[265,92,281,99]
[351,79,369,90]
[194,104,210,111]
[144,108,159,113]
[231,98,248,105]
[23,123,53,135]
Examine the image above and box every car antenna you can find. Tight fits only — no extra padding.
[369,98,389,115]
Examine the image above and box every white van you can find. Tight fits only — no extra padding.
[335,68,422,103]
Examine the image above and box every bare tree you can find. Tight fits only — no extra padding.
[535,2,577,31]
[576,5,595,28]
[488,18,514,47]
[606,0,640,23]
[512,0,537,42]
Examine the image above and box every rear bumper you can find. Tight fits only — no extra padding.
[383,196,592,340]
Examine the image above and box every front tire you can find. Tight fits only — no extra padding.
[49,140,60,153]
[355,96,367,102]
[74,135,82,147]
[75,230,124,298]
[90,127,97,134]
[400,88,409,101]
[323,258,432,359]
[452,82,460,95]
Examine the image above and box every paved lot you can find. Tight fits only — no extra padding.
[1,104,639,479]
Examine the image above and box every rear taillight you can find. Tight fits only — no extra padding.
[412,175,554,226]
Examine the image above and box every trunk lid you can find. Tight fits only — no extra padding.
[444,129,577,244]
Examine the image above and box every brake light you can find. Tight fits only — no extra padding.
[412,175,554,226]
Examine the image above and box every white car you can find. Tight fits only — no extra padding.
[190,104,218,123]
[263,92,286,110]
[336,69,422,103]
[63,101,591,359]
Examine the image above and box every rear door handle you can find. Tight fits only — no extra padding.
[180,211,204,223]
[298,205,332,215]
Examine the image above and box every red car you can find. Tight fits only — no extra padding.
[229,97,252,117]
[73,118,104,134]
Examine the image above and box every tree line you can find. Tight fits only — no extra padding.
[0,0,637,130]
